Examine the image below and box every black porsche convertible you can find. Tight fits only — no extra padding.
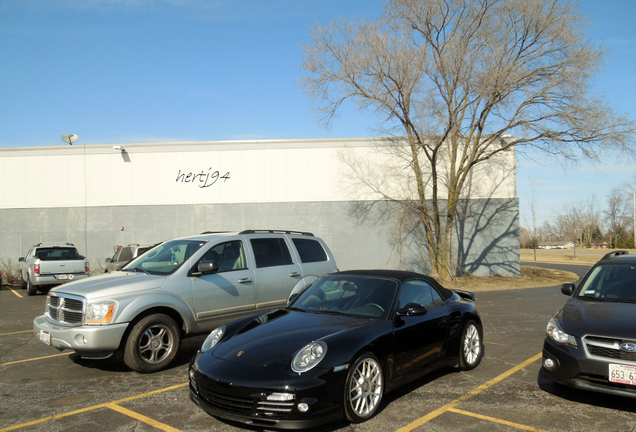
[189,269,483,429]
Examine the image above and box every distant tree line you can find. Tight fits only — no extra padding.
[521,185,635,250]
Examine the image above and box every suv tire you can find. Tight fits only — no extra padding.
[123,314,181,373]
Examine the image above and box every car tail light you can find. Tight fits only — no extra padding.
[85,261,90,273]
[34,263,40,275]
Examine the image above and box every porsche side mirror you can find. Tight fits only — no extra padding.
[561,283,575,296]
[397,303,427,317]
[197,261,219,275]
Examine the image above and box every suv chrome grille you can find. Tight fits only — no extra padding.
[46,294,85,325]
[583,335,636,365]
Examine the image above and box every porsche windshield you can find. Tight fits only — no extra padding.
[578,263,636,302]
[123,240,206,275]
[290,275,398,319]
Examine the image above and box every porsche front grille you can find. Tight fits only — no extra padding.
[198,387,294,418]
[47,294,85,325]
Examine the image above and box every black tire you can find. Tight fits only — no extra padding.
[26,278,37,296]
[123,314,181,373]
[459,319,483,370]
[21,276,27,290]
[344,352,384,423]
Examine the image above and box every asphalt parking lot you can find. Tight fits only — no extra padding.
[2,266,636,432]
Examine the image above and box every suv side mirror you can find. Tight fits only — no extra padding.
[18,257,24,262]
[106,258,112,263]
[561,283,575,296]
[397,303,427,317]
[197,261,219,275]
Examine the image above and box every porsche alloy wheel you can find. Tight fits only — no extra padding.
[459,320,483,370]
[345,353,383,422]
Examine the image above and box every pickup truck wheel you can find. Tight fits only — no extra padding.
[26,278,37,296]
[123,314,181,373]
[21,276,27,289]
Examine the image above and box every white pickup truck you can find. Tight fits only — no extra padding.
[19,243,90,296]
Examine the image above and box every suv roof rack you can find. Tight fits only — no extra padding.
[601,250,629,260]
[34,242,75,247]
[238,230,314,236]
[200,231,231,235]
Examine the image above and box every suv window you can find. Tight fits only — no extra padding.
[250,238,293,268]
[119,247,134,262]
[203,241,247,272]
[292,238,328,263]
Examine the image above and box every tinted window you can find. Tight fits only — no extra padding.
[292,238,328,263]
[250,238,293,268]
[398,280,442,309]
[35,247,80,260]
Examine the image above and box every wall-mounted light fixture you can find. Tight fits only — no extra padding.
[113,145,126,153]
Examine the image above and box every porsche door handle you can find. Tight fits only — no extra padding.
[238,278,253,284]
[289,272,301,277]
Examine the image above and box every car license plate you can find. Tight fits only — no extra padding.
[40,331,51,345]
[55,274,68,280]
[609,364,636,386]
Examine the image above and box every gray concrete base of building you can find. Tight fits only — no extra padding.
[0,198,519,277]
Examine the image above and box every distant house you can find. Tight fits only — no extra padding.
[590,239,609,249]
[539,241,575,250]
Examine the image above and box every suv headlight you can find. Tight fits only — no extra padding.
[546,317,577,347]
[85,301,117,324]
[201,327,225,352]
[292,341,327,373]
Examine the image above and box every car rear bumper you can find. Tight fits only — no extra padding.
[33,273,90,287]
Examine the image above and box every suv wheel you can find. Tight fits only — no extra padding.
[123,314,181,373]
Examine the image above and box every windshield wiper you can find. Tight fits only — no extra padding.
[286,307,307,313]
[126,267,151,275]
[311,310,352,317]
[579,296,605,302]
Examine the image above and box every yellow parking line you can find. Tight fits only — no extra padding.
[0,382,189,432]
[5,287,23,298]
[1,352,72,366]
[106,403,183,432]
[395,353,543,432]
[448,408,551,432]
[0,330,31,336]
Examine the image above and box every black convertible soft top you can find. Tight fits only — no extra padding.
[335,269,455,301]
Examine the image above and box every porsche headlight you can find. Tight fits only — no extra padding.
[292,341,327,373]
[85,301,116,324]
[201,327,224,352]
[546,318,577,347]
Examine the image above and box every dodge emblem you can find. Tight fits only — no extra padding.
[619,343,636,353]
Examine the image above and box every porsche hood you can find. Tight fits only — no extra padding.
[211,310,379,367]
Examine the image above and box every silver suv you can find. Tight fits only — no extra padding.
[33,230,337,373]
[105,244,153,273]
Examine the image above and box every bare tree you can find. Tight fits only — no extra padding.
[301,0,635,277]
[604,186,633,248]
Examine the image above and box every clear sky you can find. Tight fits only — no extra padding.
[1,0,635,229]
